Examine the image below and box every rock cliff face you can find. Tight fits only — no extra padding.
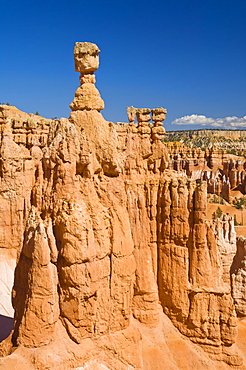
[0,42,245,369]
[166,141,246,203]
[231,236,246,317]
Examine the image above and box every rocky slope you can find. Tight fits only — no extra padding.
[166,129,246,153]
[1,42,246,369]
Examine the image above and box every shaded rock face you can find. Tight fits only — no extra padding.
[231,236,246,317]
[0,43,243,367]
[212,214,237,285]
[12,207,59,347]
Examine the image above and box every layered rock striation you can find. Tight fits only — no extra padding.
[166,141,246,203]
[0,42,245,369]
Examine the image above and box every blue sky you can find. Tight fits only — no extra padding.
[1,0,246,130]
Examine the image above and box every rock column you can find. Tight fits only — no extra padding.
[70,42,104,112]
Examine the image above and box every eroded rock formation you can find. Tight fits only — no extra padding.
[231,236,246,317]
[0,42,245,369]
[166,141,246,204]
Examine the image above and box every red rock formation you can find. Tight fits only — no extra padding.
[12,208,59,347]
[0,42,245,369]
[212,214,237,285]
[231,236,246,317]
[166,141,246,203]
[157,178,240,365]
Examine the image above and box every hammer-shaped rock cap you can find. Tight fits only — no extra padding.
[74,42,100,56]
[74,42,101,73]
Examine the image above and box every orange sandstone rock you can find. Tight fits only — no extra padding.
[0,42,244,369]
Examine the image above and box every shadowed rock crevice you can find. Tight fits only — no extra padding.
[0,315,14,342]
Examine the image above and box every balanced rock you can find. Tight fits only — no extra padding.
[0,42,244,369]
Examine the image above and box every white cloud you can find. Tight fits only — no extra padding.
[171,114,246,129]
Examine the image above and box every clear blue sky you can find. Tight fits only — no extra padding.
[1,0,246,130]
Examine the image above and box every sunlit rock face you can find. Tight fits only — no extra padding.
[0,42,244,369]
[74,42,100,73]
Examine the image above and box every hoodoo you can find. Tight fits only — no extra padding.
[0,43,246,369]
